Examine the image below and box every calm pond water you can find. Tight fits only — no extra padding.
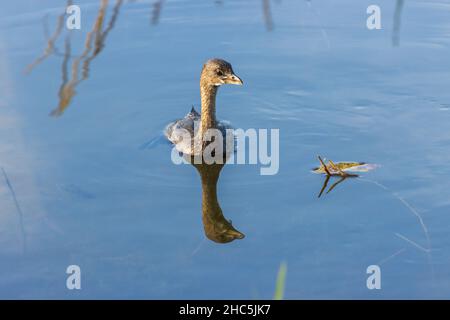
[1,0,450,299]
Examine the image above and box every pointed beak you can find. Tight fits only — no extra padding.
[224,73,243,85]
[226,228,245,240]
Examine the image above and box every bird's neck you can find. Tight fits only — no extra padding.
[199,80,218,136]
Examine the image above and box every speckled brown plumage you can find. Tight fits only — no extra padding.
[199,59,243,136]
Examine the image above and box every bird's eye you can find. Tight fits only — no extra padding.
[216,69,224,77]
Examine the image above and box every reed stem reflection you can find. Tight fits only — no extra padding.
[392,0,404,47]
[151,0,165,25]
[262,0,274,31]
[26,0,123,116]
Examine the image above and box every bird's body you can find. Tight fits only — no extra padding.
[165,107,233,155]
[164,59,242,156]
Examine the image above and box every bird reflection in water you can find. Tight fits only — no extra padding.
[188,155,245,244]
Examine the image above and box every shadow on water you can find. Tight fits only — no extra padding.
[188,155,245,244]
[25,0,123,116]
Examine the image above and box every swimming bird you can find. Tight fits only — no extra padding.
[165,59,243,155]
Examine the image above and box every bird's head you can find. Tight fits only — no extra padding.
[201,58,243,87]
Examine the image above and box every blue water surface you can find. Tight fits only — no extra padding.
[1,0,450,299]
